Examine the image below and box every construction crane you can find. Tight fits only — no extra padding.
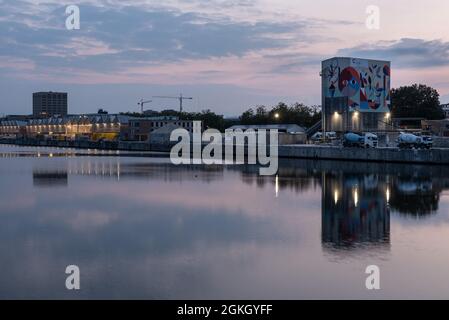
[152,94,193,113]
[137,99,152,113]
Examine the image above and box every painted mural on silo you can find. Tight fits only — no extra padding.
[322,57,391,113]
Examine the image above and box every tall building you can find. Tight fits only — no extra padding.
[33,92,68,117]
[321,57,391,132]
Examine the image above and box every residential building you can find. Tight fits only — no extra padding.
[33,92,68,117]
[0,114,198,141]
[25,114,131,141]
[0,120,27,136]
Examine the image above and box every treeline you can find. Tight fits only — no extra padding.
[120,109,230,131]
[240,102,321,128]
[120,102,321,132]
[391,84,445,120]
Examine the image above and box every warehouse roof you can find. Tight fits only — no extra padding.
[227,124,306,134]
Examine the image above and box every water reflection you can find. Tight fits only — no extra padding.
[238,164,321,194]
[321,172,390,252]
[30,155,449,220]
[233,160,449,254]
[390,175,441,217]
[28,155,449,235]
[33,170,68,187]
[3,146,449,298]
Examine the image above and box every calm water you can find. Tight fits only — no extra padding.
[1,144,449,299]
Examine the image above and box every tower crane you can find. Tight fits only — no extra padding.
[137,99,152,113]
[152,94,193,113]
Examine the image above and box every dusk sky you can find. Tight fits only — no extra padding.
[1,0,449,116]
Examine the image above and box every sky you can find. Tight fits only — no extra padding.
[1,0,449,116]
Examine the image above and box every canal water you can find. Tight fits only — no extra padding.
[1,144,449,299]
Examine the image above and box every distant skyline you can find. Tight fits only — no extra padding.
[1,0,449,116]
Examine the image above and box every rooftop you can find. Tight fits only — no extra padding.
[228,124,306,133]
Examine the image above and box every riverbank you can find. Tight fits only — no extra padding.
[2,138,449,165]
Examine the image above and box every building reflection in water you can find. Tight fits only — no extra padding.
[318,162,448,255]
[238,163,321,194]
[31,156,448,223]
[32,157,226,188]
[67,158,122,180]
[25,155,449,265]
[389,175,441,217]
[321,172,391,252]
[33,170,68,187]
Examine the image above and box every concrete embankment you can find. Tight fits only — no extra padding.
[2,137,449,165]
[0,138,120,150]
[279,145,449,165]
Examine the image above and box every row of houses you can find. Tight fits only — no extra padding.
[0,120,28,136]
[0,114,196,142]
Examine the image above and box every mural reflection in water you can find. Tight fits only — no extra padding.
[321,172,391,252]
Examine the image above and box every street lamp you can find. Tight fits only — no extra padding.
[274,113,280,119]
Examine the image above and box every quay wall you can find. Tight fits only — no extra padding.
[2,138,449,165]
[434,137,449,148]
[278,145,449,165]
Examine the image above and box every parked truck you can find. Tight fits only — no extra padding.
[397,132,433,149]
[342,132,378,148]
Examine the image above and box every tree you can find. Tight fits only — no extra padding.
[180,109,225,131]
[120,109,226,130]
[240,105,269,125]
[239,102,321,128]
[391,84,444,120]
[160,109,179,116]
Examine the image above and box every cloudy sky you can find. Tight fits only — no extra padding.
[1,0,449,116]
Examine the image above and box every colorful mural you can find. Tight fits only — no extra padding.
[322,57,391,113]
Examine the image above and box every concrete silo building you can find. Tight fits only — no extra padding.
[321,57,391,133]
